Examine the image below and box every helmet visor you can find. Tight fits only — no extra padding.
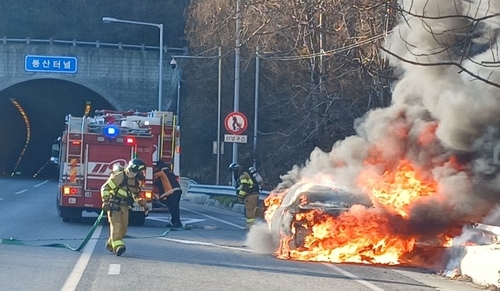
[130,164,146,173]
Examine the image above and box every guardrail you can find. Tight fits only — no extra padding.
[0,37,187,54]
[187,183,271,201]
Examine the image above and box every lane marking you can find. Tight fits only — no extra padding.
[34,180,49,188]
[107,264,121,275]
[322,263,385,291]
[180,205,383,290]
[160,237,254,253]
[181,207,245,230]
[61,225,103,291]
[15,189,28,195]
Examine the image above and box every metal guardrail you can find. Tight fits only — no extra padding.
[180,177,197,185]
[0,37,187,54]
[188,183,271,201]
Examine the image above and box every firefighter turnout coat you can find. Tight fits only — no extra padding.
[237,172,260,230]
[101,170,143,252]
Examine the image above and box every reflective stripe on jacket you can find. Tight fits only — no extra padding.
[101,171,140,202]
[238,172,254,196]
[153,170,181,196]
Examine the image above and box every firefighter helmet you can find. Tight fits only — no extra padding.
[127,158,147,173]
[229,163,242,172]
[155,160,169,169]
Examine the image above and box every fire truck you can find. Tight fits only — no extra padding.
[53,109,180,225]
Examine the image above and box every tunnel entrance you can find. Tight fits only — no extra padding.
[0,79,114,179]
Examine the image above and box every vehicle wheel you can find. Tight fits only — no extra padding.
[128,211,146,226]
[293,222,307,248]
[60,207,82,223]
[56,196,62,217]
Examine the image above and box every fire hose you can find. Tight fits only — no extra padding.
[0,211,188,251]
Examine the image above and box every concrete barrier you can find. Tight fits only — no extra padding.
[460,244,500,287]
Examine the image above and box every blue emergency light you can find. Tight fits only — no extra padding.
[103,125,119,139]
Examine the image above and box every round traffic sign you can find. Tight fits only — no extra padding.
[224,112,248,134]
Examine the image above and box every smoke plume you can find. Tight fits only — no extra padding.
[248,0,500,254]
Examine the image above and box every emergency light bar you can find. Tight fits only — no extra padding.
[103,125,119,139]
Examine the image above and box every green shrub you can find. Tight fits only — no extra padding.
[211,196,237,207]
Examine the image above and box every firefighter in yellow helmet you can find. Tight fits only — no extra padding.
[229,163,260,230]
[101,158,148,256]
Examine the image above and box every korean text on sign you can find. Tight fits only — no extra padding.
[25,55,78,73]
[224,134,247,143]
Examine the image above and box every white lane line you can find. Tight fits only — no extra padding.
[61,225,103,291]
[15,189,28,195]
[34,180,49,188]
[181,207,245,230]
[323,263,385,291]
[181,206,382,291]
[160,237,254,253]
[107,264,121,275]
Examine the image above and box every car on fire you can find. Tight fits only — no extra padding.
[268,181,372,250]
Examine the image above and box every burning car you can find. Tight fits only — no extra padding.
[260,159,472,266]
[266,181,373,256]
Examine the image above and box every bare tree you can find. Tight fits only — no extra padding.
[184,0,398,185]
[381,0,500,88]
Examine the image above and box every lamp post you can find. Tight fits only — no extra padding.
[102,16,164,111]
[232,0,242,185]
[170,47,223,184]
[253,47,260,169]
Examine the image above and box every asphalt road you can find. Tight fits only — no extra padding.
[0,177,483,291]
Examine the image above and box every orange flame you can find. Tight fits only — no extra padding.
[264,190,287,223]
[358,159,437,218]
[442,236,453,248]
[283,207,416,264]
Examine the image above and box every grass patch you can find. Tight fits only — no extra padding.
[211,195,237,207]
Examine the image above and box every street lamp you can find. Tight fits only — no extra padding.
[169,59,180,119]
[170,47,223,184]
[102,16,164,111]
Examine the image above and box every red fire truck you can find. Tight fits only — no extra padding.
[53,109,180,225]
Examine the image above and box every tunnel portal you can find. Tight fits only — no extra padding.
[0,78,114,179]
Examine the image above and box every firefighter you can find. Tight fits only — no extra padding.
[101,158,148,256]
[153,160,183,228]
[229,163,260,230]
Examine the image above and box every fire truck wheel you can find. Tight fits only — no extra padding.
[60,207,82,223]
[129,211,146,226]
[56,196,63,217]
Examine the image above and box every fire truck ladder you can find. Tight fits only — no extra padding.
[66,114,85,184]
[159,114,175,165]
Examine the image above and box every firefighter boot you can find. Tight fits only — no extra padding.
[106,242,113,252]
[245,220,254,231]
[115,246,126,256]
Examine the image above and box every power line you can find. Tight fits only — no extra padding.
[258,32,388,61]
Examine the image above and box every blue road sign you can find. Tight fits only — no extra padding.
[25,55,78,73]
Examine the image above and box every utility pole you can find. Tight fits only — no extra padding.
[253,47,260,169]
[158,23,164,111]
[232,0,242,185]
[216,47,222,184]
